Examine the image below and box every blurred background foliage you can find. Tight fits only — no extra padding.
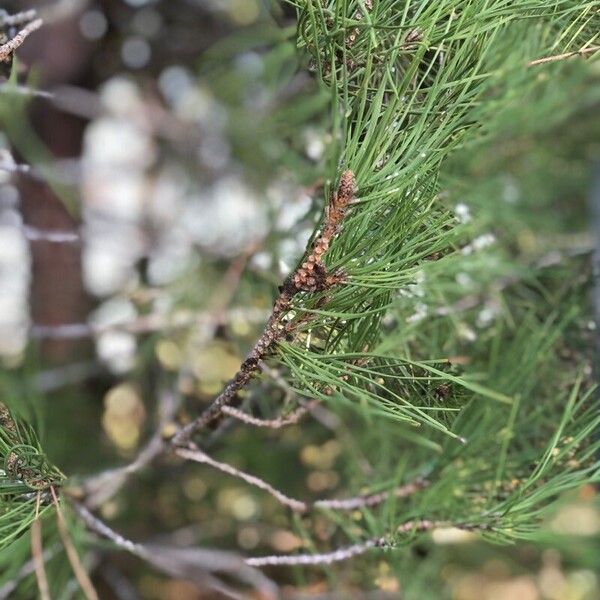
[0,0,599,598]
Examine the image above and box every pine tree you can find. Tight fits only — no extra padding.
[0,2,599,598]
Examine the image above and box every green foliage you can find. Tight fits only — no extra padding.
[1,0,599,596]
[0,402,63,552]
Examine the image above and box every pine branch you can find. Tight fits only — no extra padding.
[172,170,357,445]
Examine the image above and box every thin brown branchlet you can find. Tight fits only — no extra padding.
[244,519,464,567]
[0,12,42,63]
[171,170,356,446]
[175,443,428,515]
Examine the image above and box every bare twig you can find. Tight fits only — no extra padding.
[0,83,53,98]
[31,493,51,600]
[314,478,429,511]
[246,536,387,567]
[176,444,427,514]
[528,45,600,66]
[221,402,316,429]
[246,519,444,567]
[73,503,278,600]
[0,10,38,27]
[172,171,357,446]
[0,18,43,62]
[176,444,308,512]
[51,488,100,600]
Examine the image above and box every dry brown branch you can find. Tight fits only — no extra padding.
[528,45,600,66]
[31,493,51,600]
[172,171,357,446]
[51,488,100,600]
[0,18,43,62]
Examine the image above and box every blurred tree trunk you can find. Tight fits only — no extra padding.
[17,2,94,363]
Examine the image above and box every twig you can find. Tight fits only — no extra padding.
[0,18,43,62]
[72,503,278,600]
[176,444,427,514]
[245,519,444,567]
[246,536,387,567]
[50,488,100,600]
[314,478,429,511]
[172,171,357,446]
[221,402,316,429]
[0,83,53,98]
[176,444,308,512]
[528,45,600,66]
[31,493,51,600]
[0,10,38,27]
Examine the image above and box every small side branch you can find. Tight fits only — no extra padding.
[0,10,38,27]
[176,444,427,514]
[221,401,318,429]
[246,536,387,567]
[0,17,43,62]
[176,445,308,513]
[314,478,429,511]
[245,519,447,567]
[528,45,600,66]
[73,503,278,600]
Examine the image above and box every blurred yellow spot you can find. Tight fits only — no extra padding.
[102,383,146,451]
[217,487,258,520]
[300,440,341,470]
[551,504,600,535]
[193,342,241,394]
[231,318,251,336]
[307,470,339,492]
[238,526,260,549]
[155,339,182,370]
[432,527,476,545]
[270,529,302,552]
[183,475,207,501]
[228,0,260,26]
[231,494,258,520]
[100,500,119,520]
